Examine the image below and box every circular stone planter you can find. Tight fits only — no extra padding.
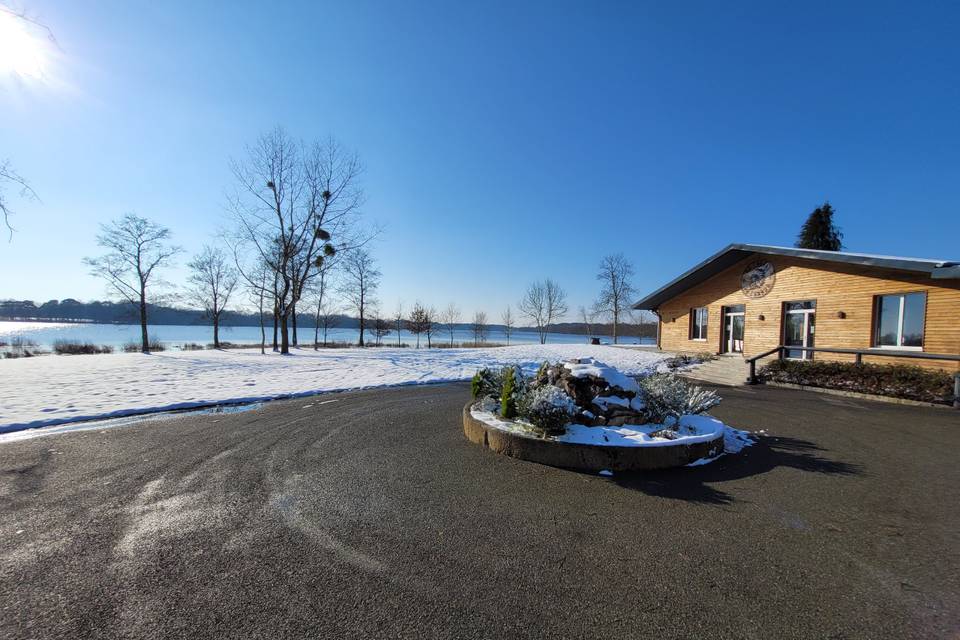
[463,403,725,472]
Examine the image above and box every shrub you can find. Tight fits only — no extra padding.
[500,366,525,419]
[2,336,44,358]
[53,340,114,355]
[122,339,166,353]
[179,342,205,351]
[640,373,721,427]
[471,367,502,400]
[665,352,716,371]
[760,360,956,405]
[435,341,506,349]
[517,385,577,436]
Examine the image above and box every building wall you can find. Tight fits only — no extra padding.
[656,253,960,371]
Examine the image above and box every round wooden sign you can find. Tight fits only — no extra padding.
[740,260,775,299]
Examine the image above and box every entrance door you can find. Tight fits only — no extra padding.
[784,301,816,359]
[722,305,745,354]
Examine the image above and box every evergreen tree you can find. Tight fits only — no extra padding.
[795,202,843,251]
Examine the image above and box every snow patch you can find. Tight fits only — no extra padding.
[563,358,641,394]
[0,344,671,435]
[686,426,756,466]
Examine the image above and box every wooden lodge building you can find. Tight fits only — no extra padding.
[632,244,960,372]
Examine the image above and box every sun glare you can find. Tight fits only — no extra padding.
[0,10,47,80]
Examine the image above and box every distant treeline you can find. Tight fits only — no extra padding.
[0,298,351,329]
[0,298,657,338]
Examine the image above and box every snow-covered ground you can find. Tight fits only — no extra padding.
[0,344,671,433]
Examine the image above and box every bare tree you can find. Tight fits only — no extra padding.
[338,248,380,347]
[441,302,461,346]
[314,300,340,348]
[501,305,514,345]
[187,246,238,348]
[393,301,404,347]
[0,160,38,240]
[233,252,273,355]
[305,266,339,349]
[371,308,392,346]
[84,214,181,353]
[423,306,438,348]
[579,305,596,341]
[594,253,636,344]
[518,279,568,344]
[472,311,489,347]
[251,266,269,354]
[407,302,429,348]
[227,128,363,354]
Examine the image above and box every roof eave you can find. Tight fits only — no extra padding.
[631,243,960,310]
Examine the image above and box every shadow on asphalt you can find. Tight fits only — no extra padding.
[610,435,862,505]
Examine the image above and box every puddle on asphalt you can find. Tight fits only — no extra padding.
[0,402,264,444]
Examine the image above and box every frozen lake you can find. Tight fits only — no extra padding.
[0,321,654,350]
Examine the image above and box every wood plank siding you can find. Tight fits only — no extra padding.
[655,253,960,371]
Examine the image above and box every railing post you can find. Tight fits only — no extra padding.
[855,353,863,365]
[748,358,757,385]
[954,373,960,409]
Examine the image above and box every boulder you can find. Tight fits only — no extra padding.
[535,358,649,427]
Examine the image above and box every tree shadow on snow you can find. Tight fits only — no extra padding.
[608,434,861,506]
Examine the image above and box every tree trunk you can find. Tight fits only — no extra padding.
[280,313,290,354]
[259,307,265,355]
[612,309,618,344]
[397,321,401,347]
[272,304,279,352]
[213,314,220,348]
[358,307,365,347]
[291,301,298,347]
[139,291,149,354]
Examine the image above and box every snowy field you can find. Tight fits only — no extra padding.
[0,345,671,433]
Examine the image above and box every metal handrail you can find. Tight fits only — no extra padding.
[744,345,960,408]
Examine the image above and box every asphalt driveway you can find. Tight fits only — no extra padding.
[1,383,958,639]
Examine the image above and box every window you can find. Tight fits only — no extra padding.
[874,292,926,349]
[690,307,708,340]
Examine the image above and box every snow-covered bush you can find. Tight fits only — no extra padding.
[640,373,721,428]
[665,352,715,371]
[471,367,502,400]
[518,385,577,436]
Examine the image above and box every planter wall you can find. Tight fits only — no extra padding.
[463,403,724,472]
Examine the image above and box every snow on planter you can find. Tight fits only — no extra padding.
[470,406,725,447]
[465,358,751,470]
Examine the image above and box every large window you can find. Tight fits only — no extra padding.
[690,307,708,340]
[874,292,926,349]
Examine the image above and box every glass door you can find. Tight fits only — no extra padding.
[784,301,816,359]
[722,305,745,353]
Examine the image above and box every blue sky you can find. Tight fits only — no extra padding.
[1,0,958,319]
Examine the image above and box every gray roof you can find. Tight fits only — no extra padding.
[633,243,960,310]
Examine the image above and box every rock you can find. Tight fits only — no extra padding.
[649,429,679,440]
[535,359,649,427]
